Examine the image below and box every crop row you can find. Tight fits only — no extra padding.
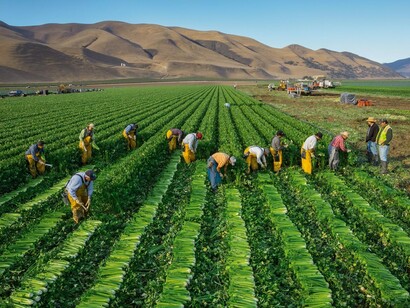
[1,85,409,307]
[0,86,212,195]
[0,86,215,305]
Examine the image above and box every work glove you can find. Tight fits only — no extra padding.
[347,149,351,153]
[219,172,224,178]
[311,153,315,158]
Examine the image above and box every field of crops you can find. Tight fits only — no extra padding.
[1,85,410,307]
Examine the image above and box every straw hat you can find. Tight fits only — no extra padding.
[341,131,349,138]
[366,117,376,123]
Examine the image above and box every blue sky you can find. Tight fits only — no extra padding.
[1,0,409,64]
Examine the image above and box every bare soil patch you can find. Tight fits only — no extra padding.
[240,85,410,193]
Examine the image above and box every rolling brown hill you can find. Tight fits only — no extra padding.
[0,21,402,83]
[384,58,410,78]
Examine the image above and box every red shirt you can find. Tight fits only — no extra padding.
[331,135,347,152]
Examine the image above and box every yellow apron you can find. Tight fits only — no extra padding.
[301,148,313,174]
[79,135,92,165]
[123,129,137,150]
[167,130,177,151]
[244,147,258,172]
[67,184,88,224]
[270,147,283,172]
[182,144,195,164]
[26,153,45,178]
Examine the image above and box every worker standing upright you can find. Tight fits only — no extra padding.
[182,132,203,164]
[25,140,46,178]
[79,123,99,165]
[207,152,236,192]
[65,169,96,223]
[270,130,287,172]
[328,131,350,171]
[123,123,138,150]
[166,128,184,152]
[301,132,323,174]
[243,146,269,173]
[376,118,393,174]
[365,117,379,165]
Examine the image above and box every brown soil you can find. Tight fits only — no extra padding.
[241,86,410,194]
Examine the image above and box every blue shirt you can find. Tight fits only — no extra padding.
[125,124,137,134]
[66,172,94,201]
[25,144,44,161]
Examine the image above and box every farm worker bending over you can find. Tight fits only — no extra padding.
[270,130,287,172]
[79,123,99,165]
[166,128,184,152]
[376,118,393,174]
[207,152,236,192]
[301,132,323,174]
[243,146,269,173]
[123,123,138,150]
[65,169,96,224]
[328,131,350,171]
[182,132,203,164]
[25,140,46,178]
[365,117,379,165]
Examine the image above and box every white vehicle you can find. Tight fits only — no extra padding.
[318,80,335,88]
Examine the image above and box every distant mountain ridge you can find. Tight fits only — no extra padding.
[384,58,410,78]
[0,20,403,83]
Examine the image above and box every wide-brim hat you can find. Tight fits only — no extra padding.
[366,117,376,123]
[341,131,349,138]
[229,156,236,166]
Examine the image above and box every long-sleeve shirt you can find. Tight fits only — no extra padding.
[125,124,137,134]
[271,136,284,151]
[66,172,94,201]
[211,152,230,172]
[302,135,318,151]
[249,146,267,166]
[170,128,184,143]
[182,133,198,152]
[25,144,44,161]
[330,135,347,152]
[366,123,379,142]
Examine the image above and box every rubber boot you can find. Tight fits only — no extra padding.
[366,151,373,163]
[372,154,379,166]
[381,161,388,174]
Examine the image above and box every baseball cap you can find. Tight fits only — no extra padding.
[85,170,97,180]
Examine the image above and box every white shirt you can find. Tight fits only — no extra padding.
[248,146,266,166]
[182,133,198,152]
[302,135,317,151]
